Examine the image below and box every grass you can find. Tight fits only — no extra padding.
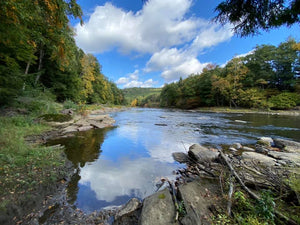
[0,115,66,214]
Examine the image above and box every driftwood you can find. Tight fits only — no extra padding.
[227,173,234,216]
[167,180,180,222]
[218,149,297,225]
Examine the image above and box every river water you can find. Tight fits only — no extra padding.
[49,108,300,212]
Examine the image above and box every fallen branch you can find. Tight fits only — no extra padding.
[227,172,234,216]
[218,148,297,225]
[167,180,180,222]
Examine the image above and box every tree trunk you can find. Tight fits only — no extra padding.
[25,60,31,75]
[35,47,44,85]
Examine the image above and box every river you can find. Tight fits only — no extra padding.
[49,108,300,212]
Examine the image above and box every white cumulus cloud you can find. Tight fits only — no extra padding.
[74,0,233,84]
[116,70,158,88]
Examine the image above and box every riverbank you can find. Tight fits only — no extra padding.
[113,138,300,225]
[1,106,299,224]
[0,105,126,224]
[191,107,300,116]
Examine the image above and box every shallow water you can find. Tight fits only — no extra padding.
[49,108,300,212]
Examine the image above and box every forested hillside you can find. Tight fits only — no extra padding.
[160,39,300,110]
[122,87,161,107]
[0,0,124,106]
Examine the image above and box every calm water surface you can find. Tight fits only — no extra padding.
[49,108,300,212]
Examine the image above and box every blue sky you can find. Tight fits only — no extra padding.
[71,0,299,89]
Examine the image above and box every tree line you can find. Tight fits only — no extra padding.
[160,38,300,110]
[0,0,124,106]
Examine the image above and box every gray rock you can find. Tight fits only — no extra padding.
[242,152,277,167]
[172,152,189,163]
[179,179,217,225]
[242,146,255,151]
[232,143,242,149]
[229,147,238,152]
[188,144,218,163]
[139,188,179,225]
[60,108,74,115]
[268,151,300,167]
[114,198,141,225]
[274,138,300,153]
[255,145,269,154]
[77,125,94,132]
[257,137,273,147]
[62,125,78,134]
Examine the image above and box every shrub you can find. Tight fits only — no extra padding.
[269,92,300,109]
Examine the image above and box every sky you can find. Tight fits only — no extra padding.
[71,0,300,89]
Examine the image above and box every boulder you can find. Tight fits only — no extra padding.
[242,152,277,167]
[257,137,273,147]
[179,179,219,225]
[232,143,242,149]
[139,188,179,225]
[188,144,218,163]
[255,145,269,154]
[273,139,300,153]
[113,198,142,225]
[172,152,189,163]
[242,146,255,151]
[77,125,93,132]
[268,151,300,167]
[60,108,74,115]
[229,147,238,152]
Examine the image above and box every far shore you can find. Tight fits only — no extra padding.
[189,107,300,116]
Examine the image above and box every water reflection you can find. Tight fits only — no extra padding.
[48,108,300,212]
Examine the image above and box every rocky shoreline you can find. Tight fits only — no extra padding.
[19,107,299,224]
[25,136,299,225]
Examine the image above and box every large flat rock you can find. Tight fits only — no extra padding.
[139,188,179,225]
[268,151,300,166]
[274,138,300,153]
[242,152,277,167]
[179,179,219,225]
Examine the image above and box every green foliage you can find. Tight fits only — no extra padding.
[0,0,123,107]
[269,92,299,109]
[231,190,275,225]
[214,0,300,36]
[160,39,299,110]
[212,214,231,225]
[63,99,78,110]
[123,87,162,105]
[39,114,72,122]
[255,190,275,221]
[177,200,187,218]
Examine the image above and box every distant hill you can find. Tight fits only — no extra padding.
[122,87,162,104]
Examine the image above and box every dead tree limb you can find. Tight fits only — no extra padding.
[227,172,234,216]
[218,149,297,225]
[167,180,179,222]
